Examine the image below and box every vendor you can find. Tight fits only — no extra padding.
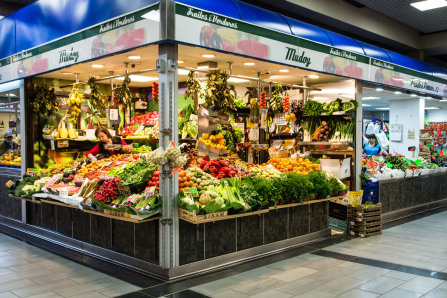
[87,127,131,161]
[363,135,381,156]
[0,132,19,155]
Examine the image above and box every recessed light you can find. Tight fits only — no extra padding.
[376,88,383,91]
[228,77,249,83]
[411,0,447,11]
[92,64,103,68]
[394,91,402,94]
[363,97,380,100]
[391,77,404,81]
[61,72,72,74]
[244,62,255,66]
[362,104,371,107]
[177,60,184,64]
[202,54,215,58]
[425,107,440,110]
[279,69,289,73]
[308,74,319,79]
[116,75,157,82]
[377,108,389,110]
[440,99,447,102]
[128,55,141,60]
[411,94,417,97]
[178,69,190,75]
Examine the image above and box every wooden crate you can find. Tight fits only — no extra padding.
[349,220,382,228]
[328,216,348,233]
[349,223,382,233]
[348,203,382,213]
[179,208,228,223]
[104,209,125,217]
[349,230,382,238]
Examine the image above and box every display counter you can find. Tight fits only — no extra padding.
[379,172,447,220]
[0,169,22,221]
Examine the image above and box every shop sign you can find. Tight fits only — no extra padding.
[175,3,447,97]
[57,140,69,148]
[0,3,160,84]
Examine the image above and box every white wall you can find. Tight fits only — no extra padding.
[389,98,424,159]
[426,109,447,123]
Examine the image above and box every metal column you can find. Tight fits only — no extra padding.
[354,81,363,191]
[158,0,179,269]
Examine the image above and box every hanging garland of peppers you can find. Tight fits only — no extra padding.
[152,81,159,102]
[260,91,267,109]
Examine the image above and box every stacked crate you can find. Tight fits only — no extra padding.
[348,203,382,238]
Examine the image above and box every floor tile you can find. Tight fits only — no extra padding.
[69,292,108,298]
[337,288,379,298]
[11,279,78,297]
[232,277,286,295]
[315,276,365,295]
[269,267,318,282]
[191,277,245,295]
[378,288,422,298]
[398,276,444,294]
[292,289,336,298]
[423,288,447,298]
[307,266,357,281]
[26,292,64,298]
[54,278,118,297]
[0,279,37,293]
[211,289,248,298]
[273,277,322,295]
[93,283,141,297]
[249,289,292,298]
[232,267,282,281]
[267,257,309,271]
[383,271,417,281]
[345,267,390,283]
[301,258,345,271]
[0,292,18,298]
[358,276,405,294]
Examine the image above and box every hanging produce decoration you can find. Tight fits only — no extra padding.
[115,76,132,106]
[259,91,267,109]
[184,70,202,99]
[269,82,283,113]
[67,89,84,123]
[204,70,236,113]
[283,96,290,113]
[87,77,108,112]
[152,81,159,102]
[33,85,59,115]
[290,101,304,125]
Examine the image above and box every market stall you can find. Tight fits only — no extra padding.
[0,0,446,280]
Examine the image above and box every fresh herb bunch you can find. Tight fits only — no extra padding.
[204,70,236,112]
[247,176,277,206]
[304,100,324,116]
[184,70,202,99]
[307,171,331,199]
[342,99,359,113]
[269,82,283,113]
[328,176,348,196]
[234,97,247,109]
[87,77,107,111]
[33,85,59,115]
[115,76,132,106]
[385,155,407,171]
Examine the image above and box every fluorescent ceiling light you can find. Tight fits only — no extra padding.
[391,77,404,81]
[116,75,157,82]
[141,10,160,22]
[376,88,383,91]
[377,107,390,110]
[308,74,319,79]
[411,94,418,97]
[177,60,184,64]
[340,94,353,97]
[440,99,447,102]
[202,54,215,58]
[197,65,209,70]
[425,107,440,110]
[411,0,447,11]
[227,77,249,83]
[394,91,402,94]
[178,69,190,75]
[312,97,329,100]
[128,55,141,60]
[279,69,289,73]
[363,97,380,100]
[91,64,103,68]
[61,71,72,74]
[362,104,371,107]
[244,62,255,66]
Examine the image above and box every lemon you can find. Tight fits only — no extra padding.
[250,99,257,105]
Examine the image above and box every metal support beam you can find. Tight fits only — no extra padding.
[354,81,363,191]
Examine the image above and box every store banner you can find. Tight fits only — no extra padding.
[175,3,447,97]
[0,3,160,84]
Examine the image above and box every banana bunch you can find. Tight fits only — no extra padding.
[269,82,283,113]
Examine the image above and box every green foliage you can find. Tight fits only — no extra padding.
[307,171,331,199]
[304,100,324,116]
[87,77,107,111]
[204,70,236,112]
[185,71,202,100]
[33,85,59,115]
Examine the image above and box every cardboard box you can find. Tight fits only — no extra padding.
[320,157,351,179]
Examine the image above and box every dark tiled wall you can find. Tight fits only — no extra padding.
[379,173,447,214]
[0,175,22,221]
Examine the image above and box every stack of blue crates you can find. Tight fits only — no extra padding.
[362,180,379,204]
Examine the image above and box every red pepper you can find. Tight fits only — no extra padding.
[219,159,230,167]
[220,167,230,174]
[203,165,210,172]
[203,156,210,161]
[210,166,219,174]
[218,172,226,179]
[210,160,222,169]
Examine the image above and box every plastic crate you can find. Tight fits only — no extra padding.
[328,216,348,233]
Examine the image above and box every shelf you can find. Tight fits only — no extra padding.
[83,209,160,223]
[8,194,41,204]
[270,133,297,139]
[311,150,354,155]
[179,138,197,142]
[269,196,344,210]
[297,141,349,145]
[179,209,269,224]
[40,199,79,209]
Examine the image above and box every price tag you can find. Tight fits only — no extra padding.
[144,186,156,197]
[190,114,198,122]
[117,185,131,195]
[26,168,34,176]
[100,118,107,125]
[431,155,436,160]
[386,162,393,168]
[57,140,69,148]
[50,140,55,151]
[5,180,14,188]
[281,173,287,180]
[64,168,70,173]
[236,162,248,170]
[183,187,199,197]
[427,143,431,149]
[419,144,423,149]
[440,151,444,156]
[109,109,119,121]
[438,131,442,135]
[415,159,422,166]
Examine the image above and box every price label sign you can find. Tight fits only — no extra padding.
[109,108,119,124]
[100,118,107,125]
[57,140,69,148]
[26,168,39,176]
[386,162,393,168]
[144,186,156,197]
[183,187,199,197]
[5,180,14,188]
[281,173,287,180]
[64,168,70,173]
[189,114,198,122]
[415,159,422,166]
[440,151,444,156]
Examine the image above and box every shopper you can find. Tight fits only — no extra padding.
[87,127,131,161]
[0,132,18,155]
[363,135,381,156]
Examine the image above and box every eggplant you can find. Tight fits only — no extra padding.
[63,172,70,178]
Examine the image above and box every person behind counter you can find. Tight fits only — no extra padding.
[363,134,381,156]
[87,127,131,161]
[0,132,19,155]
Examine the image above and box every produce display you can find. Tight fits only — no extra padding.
[121,112,159,137]
[179,105,198,139]
[0,151,21,167]
[267,157,319,175]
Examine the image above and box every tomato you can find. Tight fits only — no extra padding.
[154,171,159,177]
[147,181,152,186]
[133,154,139,159]
[152,177,157,182]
